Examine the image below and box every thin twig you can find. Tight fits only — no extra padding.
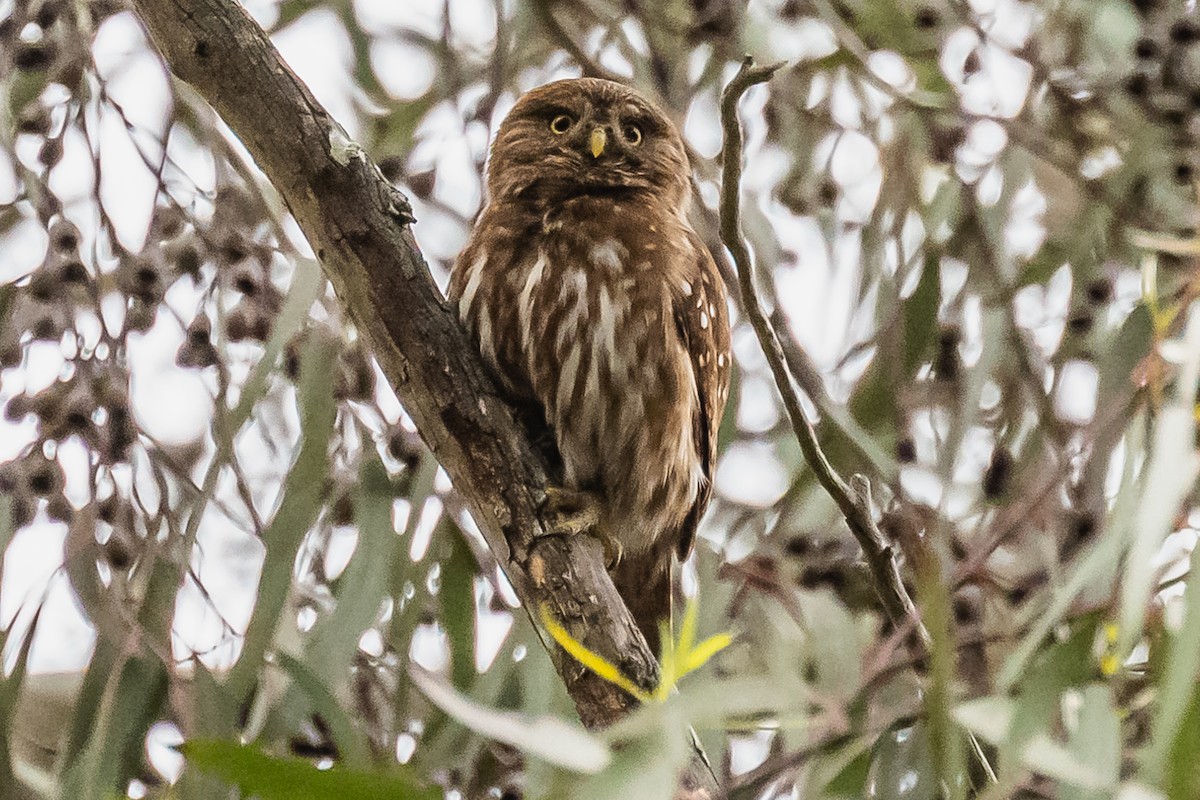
[718,56,925,639]
[722,55,999,788]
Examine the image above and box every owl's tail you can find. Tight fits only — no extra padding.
[610,551,673,660]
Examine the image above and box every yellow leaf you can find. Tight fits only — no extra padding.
[540,599,733,705]
[539,605,651,702]
[680,633,733,676]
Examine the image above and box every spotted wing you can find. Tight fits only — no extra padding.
[673,237,732,560]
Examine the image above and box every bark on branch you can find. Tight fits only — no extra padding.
[130,0,715,792]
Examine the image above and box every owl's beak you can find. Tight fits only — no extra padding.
[589,127,607,158]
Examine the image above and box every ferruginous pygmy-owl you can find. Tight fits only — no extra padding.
[449,78,731,655]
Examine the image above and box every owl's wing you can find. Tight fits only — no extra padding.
[672,237,732,561]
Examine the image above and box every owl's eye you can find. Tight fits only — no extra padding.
[549,114,573,135]
[623,124,643,145]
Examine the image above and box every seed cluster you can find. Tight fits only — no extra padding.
[1124,6,1200,176]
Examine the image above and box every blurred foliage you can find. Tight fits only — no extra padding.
[1,0,1200,798]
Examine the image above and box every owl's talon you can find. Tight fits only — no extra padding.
[539,486,619,568]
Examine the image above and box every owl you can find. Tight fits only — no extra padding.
[449,78,731,656]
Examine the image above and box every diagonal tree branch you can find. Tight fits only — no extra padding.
[129,0,716,792]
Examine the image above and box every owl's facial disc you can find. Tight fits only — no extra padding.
[487,78,690,207]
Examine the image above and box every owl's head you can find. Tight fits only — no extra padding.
[486,78,690,209]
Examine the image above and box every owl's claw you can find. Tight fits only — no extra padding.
[539,486,622,569]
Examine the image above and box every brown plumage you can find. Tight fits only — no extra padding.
[449,78,731,655]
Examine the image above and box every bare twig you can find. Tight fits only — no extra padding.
[719,56,924,638]
[721,55,999,789]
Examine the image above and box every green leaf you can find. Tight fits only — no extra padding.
[409,665,610,774]
[798,589,861,702]
[1146,544,1200,781]
[0,600,41,793]
[181,739,439,800]
[570,733,681,800]
[226,328,339,704]
[954,696,1111,790]
[441,528,478,691]
[175,662,239,799]
[291,452,401,764]
[1009,616,1100,752]
[1166,688,1200,800]
[61,636,118,767]
[274,652,370,767]
[866,722,938,800]
[1116,313,1200,660]
[1062,685,1120,800]
[229,257,324,434]
[62,654,169,798]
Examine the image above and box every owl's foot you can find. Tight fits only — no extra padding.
[539,486,622,568]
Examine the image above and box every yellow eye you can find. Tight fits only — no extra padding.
[550,114,573,134]
[623,124,643,145]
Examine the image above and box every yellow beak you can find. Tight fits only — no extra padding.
[590,127,607,158]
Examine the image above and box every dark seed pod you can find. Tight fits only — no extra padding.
[16,103,52,136]
[45,493,73,524]
[376,156,405,184]
[913,6,940,30]
[177,314,218,369]
[982,446,1013,500]
[218,232,251,267]
[1171,19,1200,45]
[386,426,422,469]
[151,206,186,239]
[962,49,982,77]
[224,304,272,343]
[1125,72,1153,98]
[780,0,803,20]
[1060,513,1097,560]
[336,345,376,402]
[166,240,202,278]
[13,41,56,71]
[1066,313,1094,334]
[953,593,979,625]
[55,381,98,439]
[10,294,71,343]
[1085,278,1113,305]
[1135,38,1161,60]
[124,297,157,333]
[933,325,961,381]
[27,269,60,302]
[230,263,261,296]
[928,120,965,163]
[331,491,354,526]
[24,451,64,497]
[33,0,62,29]
[57,258,88,284]
[896,437,917,463]
[117,251,171,305]
[103,524,138,571]
[100,405,137,463]
[37,137,63,168]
